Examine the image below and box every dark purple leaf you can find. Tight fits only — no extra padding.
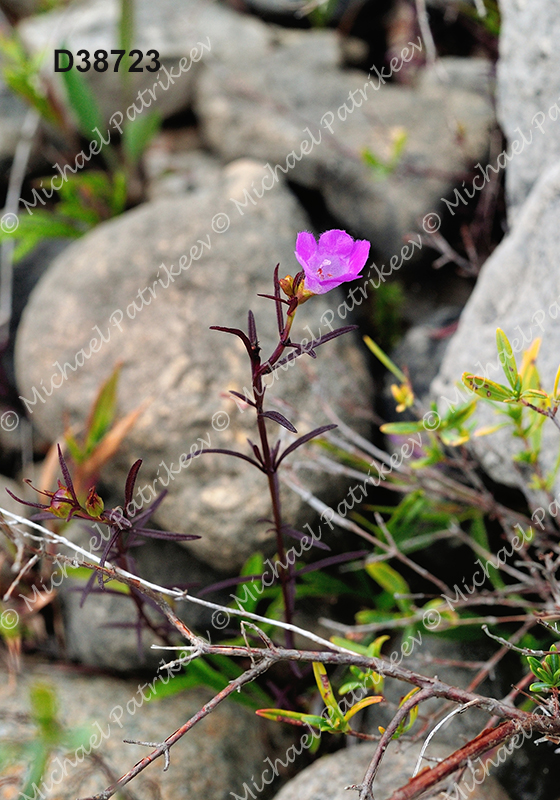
[131,528,200,541]
[181,447,265,471]
[99,529,121,583]
[246,438,264,466]
[124,460,143,510]
[275,424,337,467]
[289,341,316,358]
[281,526,330,551]
[261,410,297,433]
[273,263,285,337]
[57,444,80,505]
[295,550,369,576]
[257,293,289,305]
[198,573,264,595]
[79,570,97,607]
[5,488,45,511]
[263,326,358,374]
[311,325,359,346]
[271,440,281,464]
[229,390,256,408]
[128,491,167,528]
[248,310,258,346]
[210,326,254,360]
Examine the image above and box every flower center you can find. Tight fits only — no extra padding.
[317,258,335,279]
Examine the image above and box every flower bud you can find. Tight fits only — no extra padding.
[85,487,105,518]
[48,481,74,518]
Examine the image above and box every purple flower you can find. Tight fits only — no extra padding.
[294,229,370,295]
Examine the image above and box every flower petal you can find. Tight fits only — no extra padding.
[295,229,371,295]
[348,239,370,275]
[318,229,354,257]
[295,231,317,269]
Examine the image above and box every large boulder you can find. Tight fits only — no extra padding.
[272,739,511,800]
[497,0,560,216]
[18,0,272,122]
[195,32,495,258]
[2,657,273,799]
[431,161,560,497]
[15,159,372,571]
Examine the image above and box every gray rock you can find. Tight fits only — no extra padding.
[418,56,494,96]
[18,0,272,123]
[272,739,511,800]
[431,160,560,496]
[0,474,32,519]
[15,158,372,572]
[195,30,495,258]
[497,0,560,216]
[58,522,233,670]
[2,656,272,799]
[385,306,461,408]
[143,133,223,201]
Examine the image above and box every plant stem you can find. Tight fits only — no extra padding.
[253,343,294,646]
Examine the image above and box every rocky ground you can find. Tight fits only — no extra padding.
[2,0,560,798]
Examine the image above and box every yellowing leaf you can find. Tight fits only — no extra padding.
[462,374,515,402]
[312,662,340,716]
[473,423,509,437]
[519,338,541,388]
[343,695,384,723]
[496,328,520,391]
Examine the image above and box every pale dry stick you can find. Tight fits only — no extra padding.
[81,654,276,800]
[482,624,553,657]
[322,613,534,637]
[434,620,535,728]
[414,0,438,68]
[282,471,453,595]
[82,634,560,799]
[5,513,550,731]
[5,512,559,800]
[354,688,433,800]
[448,524,539,589]
[24,556,558,800]
[412,700,479,777]
[473,0,487,16]
[384,719,528,800]
[373,511,452,595]
[0,509,356,656]
[0,108,40,338]
[3,551,40,600]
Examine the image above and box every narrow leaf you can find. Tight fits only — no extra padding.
[343,695,384,723]
[261,411,297,433]
[380,421,425,435]
[84,363,122,454]
[312,663,341,716]
[275,424,337,467]
[365,561,411,613]
[247,310,257,346]
[462,374,516,402]
[363,336,407,382]
[229,390,256,408]
[496,328,520,391]
[124,459,143,509]
[60,45,104,137]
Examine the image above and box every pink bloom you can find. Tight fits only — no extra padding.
[294,229,370,295]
